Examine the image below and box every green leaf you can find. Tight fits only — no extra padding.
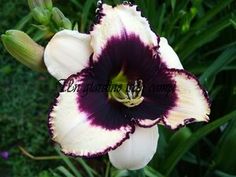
[159,110,236,176]
[199,46,236,88]
[111,170,129,177]
[230,19,236,29]
[203,41,236,57]
[170,0,176,11]
[214,170,236,177]
[76,158,97,177]
[193,0,234,29]
[14,13,32,30]
[38,171,55,177]
[156,3,166,34]
[164,0,189,37]
[144,167,165,177]
[70,0,83,9]
[164,127,192,157]
[49,169,64,177]
[175,0,234,51]
[80,0,95,32]
[213,120,236,174]
[55,147,83,177]
[128,169,145,177]
[179,15,234,59]
[56,166,76,177]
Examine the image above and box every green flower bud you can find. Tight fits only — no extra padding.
[61,18,72,30]
[51,7,65,25]
[32,7,51,25]
[28,0,42,10]
[28,0,52,10]
[1,30,46,72]
[52,7,72,29]
[43,0,53,10]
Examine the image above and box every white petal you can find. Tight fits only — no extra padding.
[108,126,158,170]
[163,69,210,129]
[49,75,133,157]
[137,119,161,128]
[44,30,93,80]
[135,69,210,129]
[91,4,157,60]
[159,37,183,69]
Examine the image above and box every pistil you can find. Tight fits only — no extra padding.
[109,72,144,107]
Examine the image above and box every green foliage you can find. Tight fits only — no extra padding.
[0,0,236,177]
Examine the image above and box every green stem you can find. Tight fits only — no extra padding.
[18,146,61,160]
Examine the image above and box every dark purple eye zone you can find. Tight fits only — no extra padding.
[73,33,177,129]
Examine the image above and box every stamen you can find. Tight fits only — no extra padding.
[95,0,103,16]
[122,1,133,6]
[111,79,144,108]
[97,0,103,7]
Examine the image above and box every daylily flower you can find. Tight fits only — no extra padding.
[45,3,210,170]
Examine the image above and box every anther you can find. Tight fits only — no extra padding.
[111,79,144,108]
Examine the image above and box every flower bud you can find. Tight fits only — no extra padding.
[1,30,46,72]
[61,18,73,30]
[28,0,42,9]
[28,0,52,10]
[43,0,53,10]
[52,7,72,29]
[32,7,51,25]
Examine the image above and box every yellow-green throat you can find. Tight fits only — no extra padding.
[109,71,144,108]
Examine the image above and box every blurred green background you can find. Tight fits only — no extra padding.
[0,0,236,177]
